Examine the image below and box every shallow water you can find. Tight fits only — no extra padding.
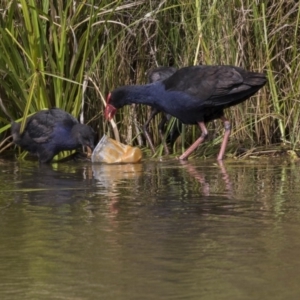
[1,158,300,299]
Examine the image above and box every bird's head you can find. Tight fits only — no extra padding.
[105,88,130,121]
[75,124,95,150]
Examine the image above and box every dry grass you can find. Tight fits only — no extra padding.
[0,0,299,159]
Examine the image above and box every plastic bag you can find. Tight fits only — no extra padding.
[91,135,142,164]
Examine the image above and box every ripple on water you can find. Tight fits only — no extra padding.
[1,159,300,299]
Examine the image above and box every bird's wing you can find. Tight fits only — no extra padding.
[22,108,79,144]
[147,66,177,83]
[49,108,78,125]
[25,117,54,143]
[163,66,252,107]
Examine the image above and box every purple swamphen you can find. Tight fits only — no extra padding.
[11,108,95,163]
[105,65,266,160]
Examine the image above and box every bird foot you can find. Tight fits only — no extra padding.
[177,154,189,160]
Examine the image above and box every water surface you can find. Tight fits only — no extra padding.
[0,158,300,299]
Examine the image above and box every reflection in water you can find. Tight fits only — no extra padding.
[180,160,232,197]
[9,163,94,206]
[92,163,142,195]
[1,159,300,299]
[92,163,143,217]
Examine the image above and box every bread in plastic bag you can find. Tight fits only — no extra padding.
[91,135,142,164]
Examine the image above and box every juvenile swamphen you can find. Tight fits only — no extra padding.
[105,65,266,160]
[11,108,95,163]
[144,66,180,154]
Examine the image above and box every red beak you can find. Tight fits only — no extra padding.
[105,93,117,120]
[105,104,117,120]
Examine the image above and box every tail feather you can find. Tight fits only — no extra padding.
[243,72,267,87]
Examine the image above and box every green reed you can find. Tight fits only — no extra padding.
[0,0,299,159]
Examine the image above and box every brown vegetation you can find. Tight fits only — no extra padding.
[0,0,299,159]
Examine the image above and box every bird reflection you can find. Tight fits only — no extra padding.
[217,160,232,193]
[12,163,95,207]
[180,160,232,197]
[8,159,232,222]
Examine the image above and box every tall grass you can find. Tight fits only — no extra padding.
[0,0,299,158]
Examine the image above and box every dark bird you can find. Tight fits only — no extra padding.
[11,108,95,163]
[144,66,180,154]
[105,65,267,160]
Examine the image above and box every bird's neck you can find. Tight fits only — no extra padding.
[119,83,167,107]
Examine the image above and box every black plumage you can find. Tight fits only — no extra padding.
[11,108,95,163]
[144,66,180,154]
[105,65,267,160]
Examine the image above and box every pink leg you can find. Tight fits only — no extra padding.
[217,116,231,160]
[179,122,208,160]
[217,160,232,193]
